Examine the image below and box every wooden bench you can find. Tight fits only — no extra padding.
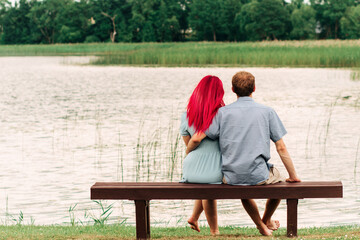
[91,181,343,239]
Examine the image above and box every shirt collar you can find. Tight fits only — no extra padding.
[236,96,254,102]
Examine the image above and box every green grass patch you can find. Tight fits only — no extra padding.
[0,225,359,239]
[0,40,360,68]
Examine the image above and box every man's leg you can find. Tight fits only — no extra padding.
[202,200,219,235]
[262,199,281,230]
[241,199,272,236]
[188,200,203,232]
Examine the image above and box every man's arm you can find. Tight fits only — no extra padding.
[275,138,301,182]
[186,132,206,155]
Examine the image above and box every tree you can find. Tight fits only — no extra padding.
[128,0,183,42]
[310,0,355,39]
[101,11,117,43]
[56,0,91,43]
[1,0,33,44]
[27,0,68,43]
[177,0,190,41]
[189,0,226,41]
[290,0,304,10]
[240,0,290,41]
[156,0,181,42]
[219,0,245,41]
[290,4,316,39]
[88,0,133,42]
[0,0,9,41]
[340,5,360,39]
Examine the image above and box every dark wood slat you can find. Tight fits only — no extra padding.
[91,181,343,200]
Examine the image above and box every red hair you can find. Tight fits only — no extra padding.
[186,75,225,133]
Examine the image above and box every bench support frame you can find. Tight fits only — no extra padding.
[287,199,298,237]
[134,199,300,239]
[135,200,150,240]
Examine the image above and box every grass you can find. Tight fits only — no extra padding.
[0,225,359,239]
[1,40,360,68]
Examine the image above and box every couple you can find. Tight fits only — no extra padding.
[180,71,301,236]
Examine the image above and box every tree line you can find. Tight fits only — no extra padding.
[0,0,359,44]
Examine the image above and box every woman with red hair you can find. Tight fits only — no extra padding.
[179,75,225,235]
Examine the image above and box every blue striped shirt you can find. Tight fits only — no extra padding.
[206,97,287,185]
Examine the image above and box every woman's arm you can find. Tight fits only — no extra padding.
[186,132,206,154]
[182,136,191,147]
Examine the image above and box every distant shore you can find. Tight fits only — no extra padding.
[0,40,360,68]
[0,224,359,239]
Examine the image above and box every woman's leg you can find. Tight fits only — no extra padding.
[188,200,203,232]
[203,200,219,235]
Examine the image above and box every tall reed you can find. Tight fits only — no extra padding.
[355,137,360,176]
[68,204,77,226]
[323,96,339,156]
[117,130,124,182]
[350,70,360,81]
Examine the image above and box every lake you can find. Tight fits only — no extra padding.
[0,57,359,227]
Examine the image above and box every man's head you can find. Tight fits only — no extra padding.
[232,71,255,97]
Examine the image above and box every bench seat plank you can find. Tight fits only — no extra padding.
[91,181,343,200]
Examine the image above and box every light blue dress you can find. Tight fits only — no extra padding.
[179,112,223,184]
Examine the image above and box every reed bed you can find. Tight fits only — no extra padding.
[0,41,360,68]
[134,120,185,183]
[92,43,360,68]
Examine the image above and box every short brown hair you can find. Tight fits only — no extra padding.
[232,71,255,97]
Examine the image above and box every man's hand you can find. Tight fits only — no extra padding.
[286,177,301,183]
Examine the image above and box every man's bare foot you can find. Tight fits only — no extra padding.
[257,223,273,236]
[187,218,200,232]
[210,230,220,236]
[265,219,280,231]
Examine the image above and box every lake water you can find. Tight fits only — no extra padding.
[0,57,359,228]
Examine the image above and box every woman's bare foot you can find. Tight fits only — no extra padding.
[187,217,200,232]
[210,230,220,236]
[265,219,280,231]
[257,223,273,236]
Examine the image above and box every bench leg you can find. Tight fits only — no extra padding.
[286,199,298,237]
[135,200,150,240]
